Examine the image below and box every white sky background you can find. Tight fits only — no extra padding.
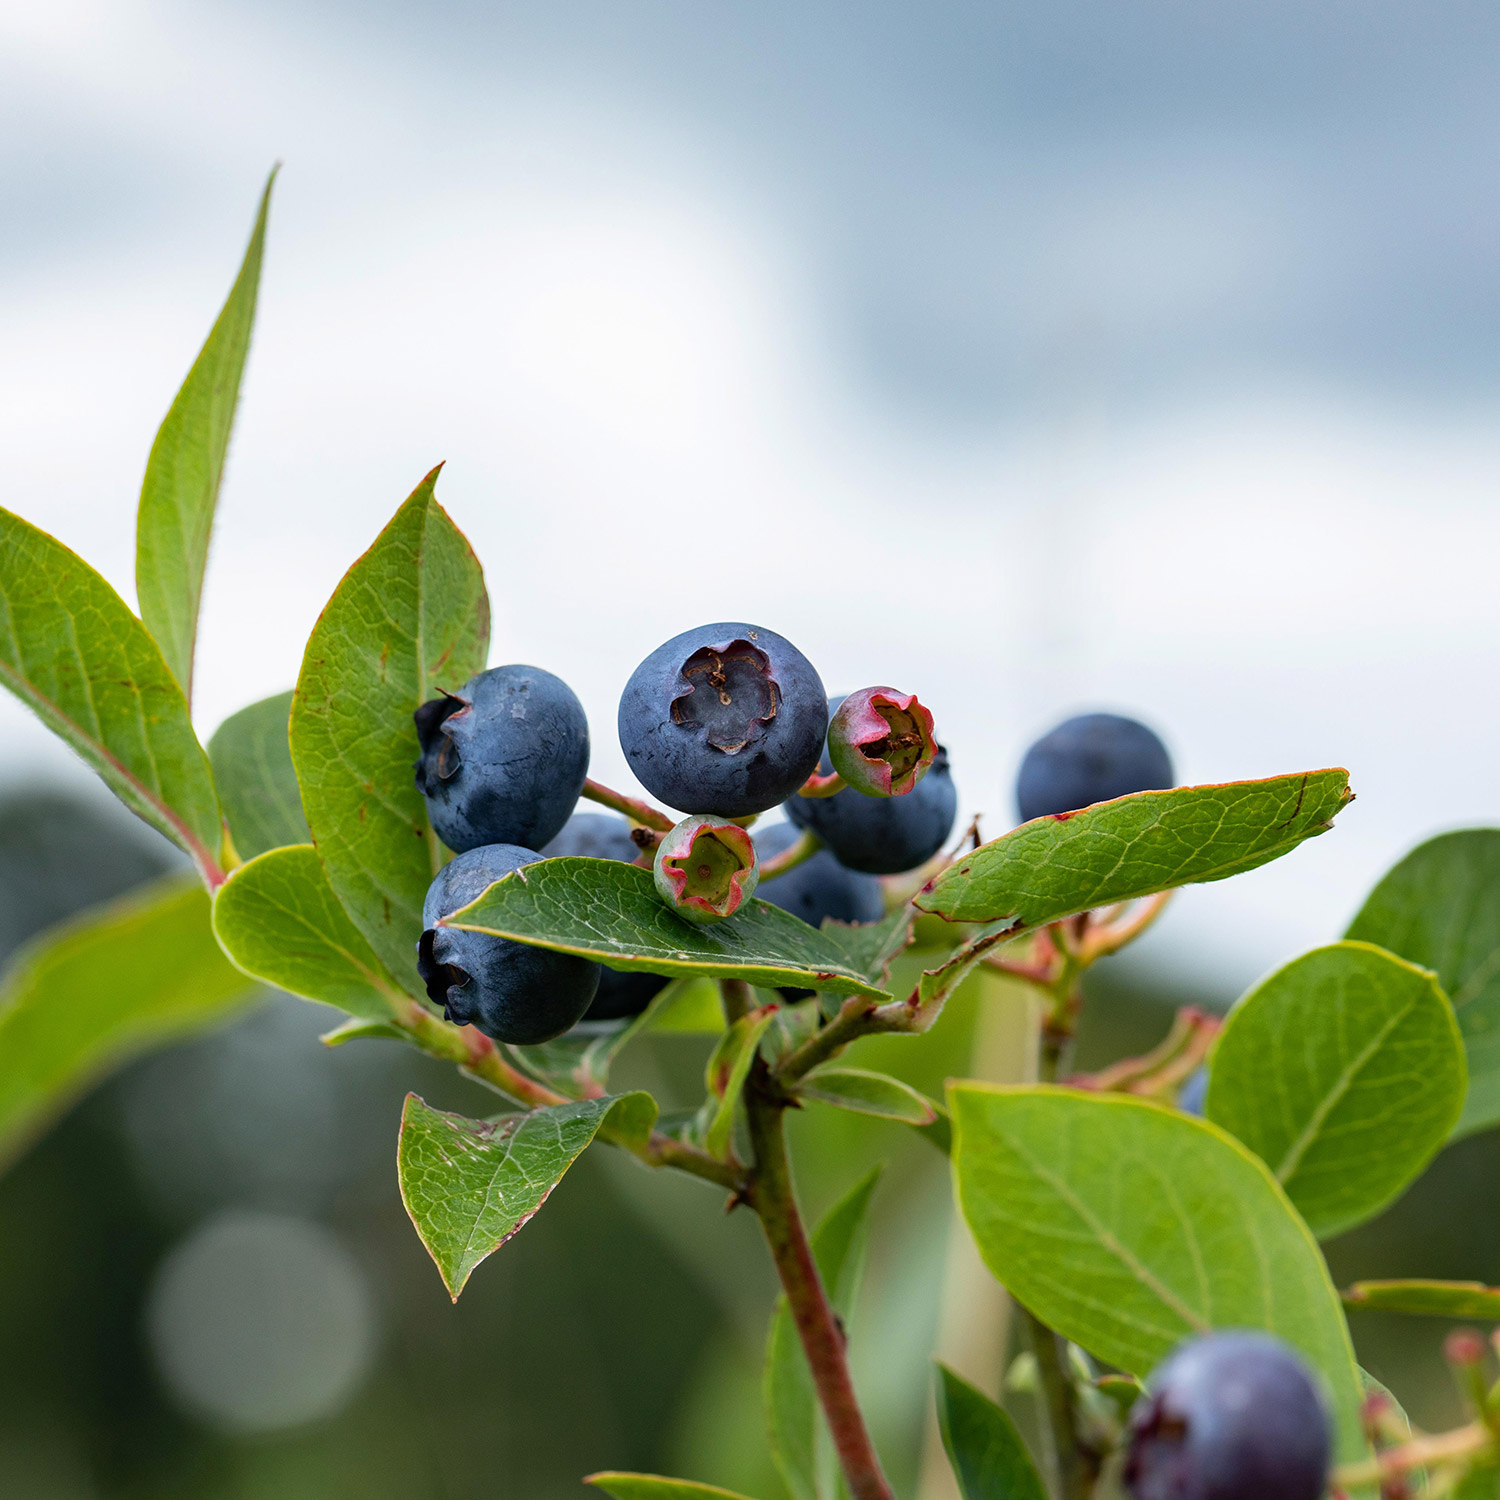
[3,0,1499,995]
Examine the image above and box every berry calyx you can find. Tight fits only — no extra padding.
[618,622,828,817]
[826,687,936,797]
[653,814,760,923]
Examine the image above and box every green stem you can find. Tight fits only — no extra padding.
[1025,1307,1091,1500]
[1028,965,1092,1497]
[758,828,822,882]
[720,977,755,1025]
[745,1069,895,1500]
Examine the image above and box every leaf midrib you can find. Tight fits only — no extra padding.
[1273,998,1415,1187]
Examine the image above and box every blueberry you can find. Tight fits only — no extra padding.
[786,697,958,875]
[1015,712,1173,824]
[1124,1332,1330,1500]
[617,623,827,817]
[756,822,885,929]
[542,812,670,1021]
[1177,1066,1209,1117]
[415,664,589,853]
[653,814,760,923]
[417,844,600,1045]
[826,687,938,797]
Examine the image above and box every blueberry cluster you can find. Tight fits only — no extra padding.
[411,622,961,1046]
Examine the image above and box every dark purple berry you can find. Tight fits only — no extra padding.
[786,697,957,875]
[1177,1066,1209,1117]
[415,665,589,853]
[1016,712,1173,824]
[542,812,668,1021]
[417,844,599,1045]
[1124,1332,1330,1500]
[617,623,827,817]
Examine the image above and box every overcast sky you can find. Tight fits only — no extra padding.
[3,0,1499,991]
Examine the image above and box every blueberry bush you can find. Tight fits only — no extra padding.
[3,175,1499,1500]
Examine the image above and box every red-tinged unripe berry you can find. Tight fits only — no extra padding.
[653,815,760,924]
[826,687,937,797]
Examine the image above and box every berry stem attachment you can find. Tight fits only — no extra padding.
[581,777,675,832]
[758,828,822,883]
[797,770,846,799]
[742,1049,896,1500]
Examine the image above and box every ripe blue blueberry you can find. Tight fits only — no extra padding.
[417,844,600,1045]
[617,623,828,817]
[1016,712,1173,824]
[1124,1332,1330,1500]
[1177,1066,1209,1117]
[786,697,958,875]
[542,812,668,1021]
[415,664,589,853]
[756,822,885,929]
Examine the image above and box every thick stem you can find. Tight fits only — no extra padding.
[720,977,755,1024]
[1025,1307,1091,1500]
[746,1080,895,1500]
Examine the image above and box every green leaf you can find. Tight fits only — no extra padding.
[765,1167,881,1500]
[398,1091,656,1298]
[949,1084,1365,1460]
[645,976,726,1034]
[449,858,892,1000]
[1346,830,1500,1137]
[1454,1464,1500,1500]
[212,844,406,1020]
[207,690,308,860]
[703,1005,778,1159]
[586,1476,758,1500]
[934,1364,1047,1500]
[290,469,489,984]
[797,1067,938,1126]
[823,906,918,986]
[919,770,1352,925]
[320,1017,406,1046]
[136,173,273,702]
[1344,1280,1500,1320]
[0,509,224,882]
[503,977,716,1099]
[1205,941,1465,1239]
[0,878,257,1170]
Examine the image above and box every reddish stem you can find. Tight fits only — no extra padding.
[581,777,675,832]
[745,1065,894,1500]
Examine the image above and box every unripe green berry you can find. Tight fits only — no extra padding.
[827,687,937,797]
[652,814,760,924]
